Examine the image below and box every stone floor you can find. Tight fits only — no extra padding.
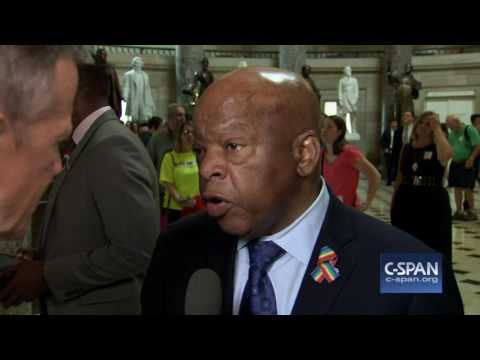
[359,180,480,315]
[2,182,479,315]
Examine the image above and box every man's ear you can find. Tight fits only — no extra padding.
[293,130,321,177]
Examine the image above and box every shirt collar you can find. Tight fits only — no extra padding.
[72,106,111,145]
[237,179,330,265]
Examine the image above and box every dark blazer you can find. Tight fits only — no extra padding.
[381,128,394,153]
[391,126,406,170]
[142,189,463,315]
[37,110,160,315]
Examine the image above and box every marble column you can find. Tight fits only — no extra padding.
[382,45,413,131]
[176,45,205,107]
[279,45,307,73]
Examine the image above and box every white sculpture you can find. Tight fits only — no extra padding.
[123,57,156,122]
[338,66,360,136]
[238,60,248,68]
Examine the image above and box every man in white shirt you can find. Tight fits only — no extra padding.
[142,67,463,315]
[381,120,398,185]
[391,111,416,184]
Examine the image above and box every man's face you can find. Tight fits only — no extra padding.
[446,116,461,131]
[391,121,398,130]
[472,117,480,131]
[402,112,414,126]
[0,57,77,241]
[194,93,297,239]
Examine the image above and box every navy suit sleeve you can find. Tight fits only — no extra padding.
[407,264,464,315]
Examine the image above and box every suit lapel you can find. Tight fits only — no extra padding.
[292,192,358,315]
[39,111,116,247]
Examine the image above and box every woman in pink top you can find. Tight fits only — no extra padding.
[320,116,381,211]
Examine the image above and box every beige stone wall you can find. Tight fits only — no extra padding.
[107,51,480,164]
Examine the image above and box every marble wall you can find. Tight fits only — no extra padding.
[107,51,480,165]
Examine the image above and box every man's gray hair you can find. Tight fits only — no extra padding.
[0,45,87,126]
[167,103,184,120]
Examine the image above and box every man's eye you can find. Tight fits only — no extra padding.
[193,146,204,156]
[226,143,243,152]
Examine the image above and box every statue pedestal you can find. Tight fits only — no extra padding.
[346,132,361,142]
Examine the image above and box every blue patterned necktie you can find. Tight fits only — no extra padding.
[239,240,286,316]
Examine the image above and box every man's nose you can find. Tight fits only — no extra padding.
[200,149,226,181]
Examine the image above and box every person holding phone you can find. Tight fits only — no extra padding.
[391,111,454,263]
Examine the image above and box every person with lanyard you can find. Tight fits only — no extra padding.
[381,120,399,186]
[391,111,454,263]
[159,120,202,226]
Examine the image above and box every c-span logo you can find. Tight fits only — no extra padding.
[380,253,443,294]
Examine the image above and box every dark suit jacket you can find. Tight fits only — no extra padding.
[142,190,463,315]
[391,126,406,171]
[37,110,160,315]
[381,129,394,153]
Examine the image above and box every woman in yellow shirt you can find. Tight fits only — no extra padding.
[160,121,201,225]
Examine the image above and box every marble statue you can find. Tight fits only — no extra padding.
[338,66,360,135]
[123,56,156,122]
[238,60,249,68]
[301,65,321,102]
[388,63,422,121]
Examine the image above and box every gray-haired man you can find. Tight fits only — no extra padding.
[0,46,81,242]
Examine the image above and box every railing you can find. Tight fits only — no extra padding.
[413,46,480,56]
[204,49,278,59]
[307,51,385,59]
[94,45,176,57]
[94,45,480,59]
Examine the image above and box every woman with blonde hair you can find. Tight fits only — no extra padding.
[391,111,454,262]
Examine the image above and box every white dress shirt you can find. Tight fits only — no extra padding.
[403,124,413,145]
[72,106,111,145]
[233,181,330,315]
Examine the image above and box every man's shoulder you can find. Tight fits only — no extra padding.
[335,202,434,254]
[466,125,480,139]
[162,212,218,239]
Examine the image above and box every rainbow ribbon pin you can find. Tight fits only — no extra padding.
[311,246,340,284]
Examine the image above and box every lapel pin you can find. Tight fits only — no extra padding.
[311,246,340,284]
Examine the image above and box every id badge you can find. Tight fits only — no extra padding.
[424,151,433,160]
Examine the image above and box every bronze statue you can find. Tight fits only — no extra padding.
[388,62,422,121]
[182,57,215,108]
[92,48,124,119]
[301,65,322,102]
